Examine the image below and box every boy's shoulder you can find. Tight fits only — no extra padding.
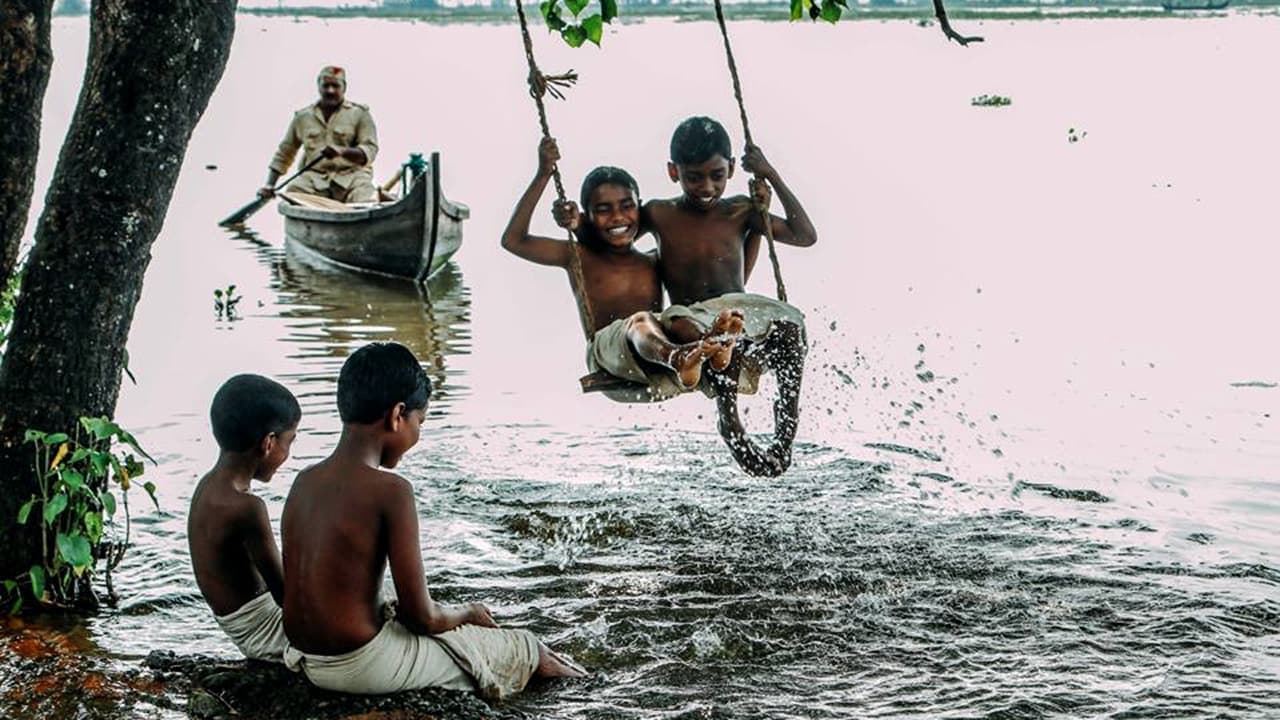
[293,457,411,499]
[190,470,267,527]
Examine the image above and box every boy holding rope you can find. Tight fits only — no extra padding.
[645,116,817,475]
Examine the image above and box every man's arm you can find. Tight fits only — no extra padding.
[265,117,302,190]
[500,137,576,268]
[350,108,377,166]
[742,146,817,248]
[261,118,303,197]
[242,497,285,605]
[384,475,497,635]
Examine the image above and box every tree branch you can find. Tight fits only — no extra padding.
[932,0,984,46]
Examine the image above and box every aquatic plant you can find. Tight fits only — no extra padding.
[214,283,242,321]
[2,417,155,613]
[1068,127,1089,143]
[971,94,1012,107]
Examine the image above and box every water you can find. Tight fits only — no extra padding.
[5,12,1278,718]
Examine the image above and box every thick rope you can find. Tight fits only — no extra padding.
[712,0,789,304]
[515,0,597,338]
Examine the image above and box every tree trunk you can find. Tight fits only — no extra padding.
[0,0,237,587]
[0,0,54,286]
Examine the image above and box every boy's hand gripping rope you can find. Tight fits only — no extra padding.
[515,0,596,338]
[713,0,788,304]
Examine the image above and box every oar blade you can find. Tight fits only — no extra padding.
[219,196,270,227]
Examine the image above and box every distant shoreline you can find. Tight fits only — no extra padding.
[235,3,1276,24]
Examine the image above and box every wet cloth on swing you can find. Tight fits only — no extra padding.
[282,603,540,700]
[214,590,288,663]
[586,292,805,401]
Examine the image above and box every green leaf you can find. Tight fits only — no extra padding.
[56,532,93,570]
[9,597,23,614]
[85,512,104,544]
[143,481,159,510]
[2,580,16,593]
[17,497,35,525]
[102,491,117,518]
[24,429,46,444]
[89,451,109,478]
[71,448,91,463]
[81,416,116,441]
[601,0,617,23]
[43,492,68,526]
[790,0,804,20]
[62,469,85,492]
[543,3,567,32]
[45,432,69,444]
[29,565,45,601]
[564,0,588,16]
[582,14,604,45]
[820,1,842,23]
[561,24,587,48]
[118,430,154,463]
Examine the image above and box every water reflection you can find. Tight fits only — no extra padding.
[226,227,473,420]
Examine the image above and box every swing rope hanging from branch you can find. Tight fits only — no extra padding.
[711,0,788,305]
[514,0,597,338]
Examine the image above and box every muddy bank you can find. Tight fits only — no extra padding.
[144,650,498,720]
[2,617,500,720]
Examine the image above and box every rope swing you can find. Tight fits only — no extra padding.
[711,0,789,304]
[514,0,597,338]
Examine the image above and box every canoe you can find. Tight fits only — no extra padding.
[1161,0,1228,9]
[279,152,468,282]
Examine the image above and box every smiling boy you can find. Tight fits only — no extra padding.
[502,137,743,399]
[644,116,817,474]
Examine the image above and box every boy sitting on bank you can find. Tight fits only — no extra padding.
[646,116,818,475]
[189,374,300,662]
[502,136,744,400]
[280,342,584,698]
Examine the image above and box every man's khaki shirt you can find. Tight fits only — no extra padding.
[269,100,379,189]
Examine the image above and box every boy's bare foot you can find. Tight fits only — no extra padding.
[706,309,745,372]
[536,644,588,679]
[668,342,714,390]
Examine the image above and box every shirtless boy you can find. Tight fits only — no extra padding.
[502,137,743,399]
[645,116,818,475]
[280,342,583,698]
[189,373,300,662]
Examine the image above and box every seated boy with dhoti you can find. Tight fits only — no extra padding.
[189,374,300,662]
[280,342,584,698]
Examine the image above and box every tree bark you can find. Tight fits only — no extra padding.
[0,0,237,587]
[0,0,54,286]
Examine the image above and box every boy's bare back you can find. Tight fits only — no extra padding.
[188,470,283,617]
[281,456,410,655]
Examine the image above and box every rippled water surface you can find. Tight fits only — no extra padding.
[6,12,1279,719]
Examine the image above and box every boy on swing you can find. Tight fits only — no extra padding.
[501,137,745,400]
[645,116,817,475]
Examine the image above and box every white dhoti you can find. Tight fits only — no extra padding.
[214,591,288,663]
[587,292,806,401]
[283,620,540,700]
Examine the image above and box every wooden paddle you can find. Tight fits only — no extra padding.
[219,155,325,226]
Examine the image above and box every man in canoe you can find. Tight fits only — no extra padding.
[259,65,379,204]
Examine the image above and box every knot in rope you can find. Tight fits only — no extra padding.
[527,68,579,102]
